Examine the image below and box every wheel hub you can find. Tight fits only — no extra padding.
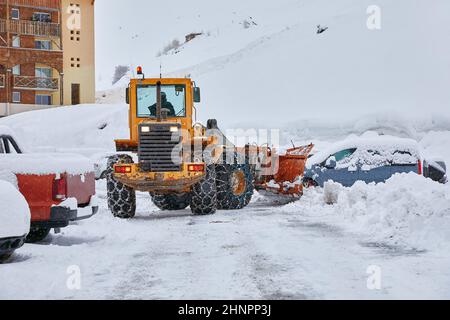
[231,170,247,196]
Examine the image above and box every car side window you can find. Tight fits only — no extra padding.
[1,136,22,154]
[333,149,357,163]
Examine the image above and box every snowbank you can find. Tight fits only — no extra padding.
[0,153,95,175]
[0,169,18,188]
[284,173,450,250]
[0,181,30,239]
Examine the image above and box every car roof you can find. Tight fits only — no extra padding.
[309,134,420,165]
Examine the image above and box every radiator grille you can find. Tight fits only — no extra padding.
[138,123,182,172]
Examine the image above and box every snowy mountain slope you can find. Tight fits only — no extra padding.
[95,0,316,89]
[97,0,450,129]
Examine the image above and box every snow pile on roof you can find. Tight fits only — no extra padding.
[307,133,420,168]
[0,126,15,137]
[0,104,129,155]
[285,173,450,250]
[0,153,94,175]
[0,181,30,239]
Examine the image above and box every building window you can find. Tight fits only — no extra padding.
[35,67,52,78]
[70,3,81,14]
[70,29,81,41]
[70,58,81,68]
[12,92,21,103]
[12,65,20,76]
[32,12,51,23]
[12,36,20,48]
[11,8,20,20]
[35,40,52,50]
[36,95,52,105]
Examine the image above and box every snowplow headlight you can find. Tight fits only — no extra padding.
[170,126,179,133]
[141,126,150,133]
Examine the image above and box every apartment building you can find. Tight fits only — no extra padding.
[0,0,95,117]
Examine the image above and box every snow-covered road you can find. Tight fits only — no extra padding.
[1,180,450,300]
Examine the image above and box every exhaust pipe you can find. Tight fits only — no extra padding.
[156,81,162,122]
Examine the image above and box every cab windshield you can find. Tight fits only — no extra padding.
[136,84,186,118]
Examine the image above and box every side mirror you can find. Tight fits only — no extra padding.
[125,88,130,104]
[325,157,337,169]
[193,87,201,103]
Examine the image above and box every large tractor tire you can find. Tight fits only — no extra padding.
[216,163,254,210]
[106,155,136,219]
[150,193,191,211]
[303,178,318,189]
[26,227,51,243]
[190,165,217,215]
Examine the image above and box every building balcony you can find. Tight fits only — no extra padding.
[0,19,60,37]
[0,0,60,10]
[0,74,4,88]
[13,76,59,91]
[9,19,60,37]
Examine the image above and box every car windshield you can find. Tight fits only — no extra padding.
[136,84,186,118]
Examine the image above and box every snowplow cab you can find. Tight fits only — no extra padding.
[116,77,200,152]
[113,75,208,194]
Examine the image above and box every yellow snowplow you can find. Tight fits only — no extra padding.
[106,68,254,218]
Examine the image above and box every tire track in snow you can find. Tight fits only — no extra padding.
[108,202,260,299]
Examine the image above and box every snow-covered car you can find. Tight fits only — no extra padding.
[91,152,116,180]
[0,126,98,243]
[0,180,30,263]
[94,157,108,180]
[303,134,447,188]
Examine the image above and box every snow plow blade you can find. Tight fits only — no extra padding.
[253,144,315,198]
